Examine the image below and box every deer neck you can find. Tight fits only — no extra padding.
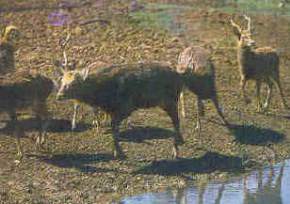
[237,44,253,71]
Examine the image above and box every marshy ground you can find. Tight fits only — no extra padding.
[1,0,290,203]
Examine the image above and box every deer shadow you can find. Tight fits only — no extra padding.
[0,118,91,135]
[134,152,244,176]
[118,126,175,143]
[36,153,114,173]
[227,124,285,145]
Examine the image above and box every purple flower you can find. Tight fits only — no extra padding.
[48,12,70,26]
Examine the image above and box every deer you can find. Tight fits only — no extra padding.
[230,15,288,112]
[54,57,185,159]
[0,70,54,162]
[0,25,20,75]
[54,33,109,132]
[177,46,228,135]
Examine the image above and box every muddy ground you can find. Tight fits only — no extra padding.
[1,0,290,203]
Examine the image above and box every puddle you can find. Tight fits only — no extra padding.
[121,159,290,204]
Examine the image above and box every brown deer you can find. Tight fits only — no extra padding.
[230,15,288,111]
[54,33,109,132]
[177,46,227,134]
[54,60,185,159]
[0,25,20,75]
[0,70,54,162]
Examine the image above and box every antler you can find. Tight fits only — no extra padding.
[230,19,242,33]
[243,15,251,33]
[59,32,71,68]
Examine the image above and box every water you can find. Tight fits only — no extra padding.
[121,159,290,204]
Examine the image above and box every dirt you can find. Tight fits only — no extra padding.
[1,0,290,203]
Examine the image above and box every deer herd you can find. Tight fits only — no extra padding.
[0,15,288,162]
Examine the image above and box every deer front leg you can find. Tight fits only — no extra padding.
[263,82,273,110]
[195,98,203,136]
[111,116,125,159]
[164,102,184,159]
[240,76,250,104]
[34,103,50,151]
[179,91,186,118]
[10,111,23,162]
[256,81,262,112]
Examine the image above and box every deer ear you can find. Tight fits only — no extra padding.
[78,67,89,80]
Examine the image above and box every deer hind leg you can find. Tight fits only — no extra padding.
[271,77,288,109]
[179,91,186,118]
[164,102,184,159]
[240,76,250,104]
[263,82,273,110]
[211,95,228,126]
[255,81,262,112]
[111,115,125,159]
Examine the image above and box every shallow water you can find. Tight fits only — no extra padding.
[121,159,290,204]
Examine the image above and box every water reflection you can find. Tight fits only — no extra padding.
[121,159,290,204]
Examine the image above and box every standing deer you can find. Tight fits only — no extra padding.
[54,33,109,131]
[230,15,288,111]
[0,25,20,75]
[177,46,227,134]
[0,70,54,161]
[55,60,185,159]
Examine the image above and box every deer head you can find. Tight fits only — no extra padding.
[230,15,256,48]
[1,25,21,43]
[53,32,89,100]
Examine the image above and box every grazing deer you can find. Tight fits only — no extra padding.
[0,70,54,161]
[55,60,185,159]
[230,15,288,111]
[0,25,20,75]
[177,46,227,134]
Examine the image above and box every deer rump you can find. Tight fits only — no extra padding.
[60,63,183,120]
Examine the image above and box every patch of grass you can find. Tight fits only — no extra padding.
[129,3,189,32]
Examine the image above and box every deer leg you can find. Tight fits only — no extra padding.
[271,77,288,109]
[9,111,23,161]
[256,81,262,112]
[179,91,186,118]
[240,76,250,104]
[111,116,125,159]
[195,98,203,136]
[34,103,50,151]
[164,102,184,159]
[211,96,228,125]
[71,103,80,131]
[263,82,273,110]
[92,108,103,135]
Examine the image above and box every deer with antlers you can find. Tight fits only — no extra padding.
[54,32,109,132]
[176,46,227,134]
[0,25,20,75]
[54,53,185,159]
[230,15,288,111]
